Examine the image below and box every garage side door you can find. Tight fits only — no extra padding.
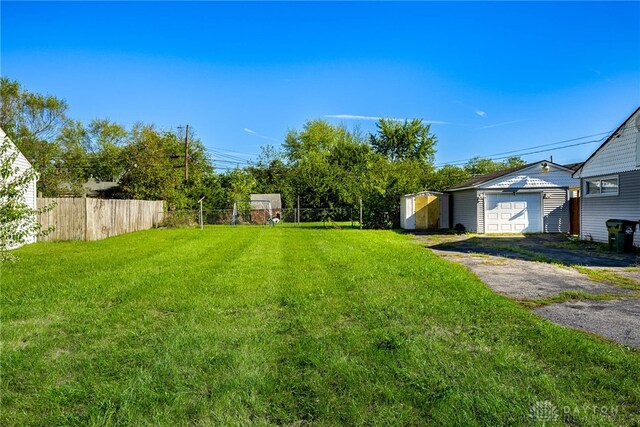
[485,193,541,233]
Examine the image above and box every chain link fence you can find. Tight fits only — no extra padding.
[157,207,362,228]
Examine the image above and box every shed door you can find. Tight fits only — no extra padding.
[414,195,439,230]
[485,193,541,233]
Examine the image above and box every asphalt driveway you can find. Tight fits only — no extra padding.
[415,233,640,348]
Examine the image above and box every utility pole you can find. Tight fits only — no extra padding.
[184,124,189,182]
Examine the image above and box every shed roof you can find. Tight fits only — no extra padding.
[402,190,446,198]
[250,193,282,210]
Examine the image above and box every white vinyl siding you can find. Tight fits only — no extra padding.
[576,109,640,178]
[2,128,38,246]
[580,170,640,246]
[452,190,478,232]
[477,193,485,233]
[636,130,640,167]
[542,189,570,233]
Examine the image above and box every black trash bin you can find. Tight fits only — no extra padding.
[605,219,638,253]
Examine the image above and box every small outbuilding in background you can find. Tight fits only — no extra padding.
[400,191,450,230]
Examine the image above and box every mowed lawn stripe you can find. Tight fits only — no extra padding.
[261,229,639,425]
[2,228,278,425]
[1,227,639,426]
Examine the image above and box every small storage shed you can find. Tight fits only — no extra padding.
[400,191,450,230]
[249,193,282,224]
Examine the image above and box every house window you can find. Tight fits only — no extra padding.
[585,176,619,196]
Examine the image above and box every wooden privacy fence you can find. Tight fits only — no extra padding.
[37,198,164,241]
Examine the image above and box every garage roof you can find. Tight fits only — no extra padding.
[447,160,577,191]
[448,163,534,191]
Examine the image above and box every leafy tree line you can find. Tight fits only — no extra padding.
[0,77,524,228]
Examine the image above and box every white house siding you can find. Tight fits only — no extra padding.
[575,109,640,179]
[543,189,570,233]
[452,190,478,232]
[1,128,38,245]
[580,170,640,246]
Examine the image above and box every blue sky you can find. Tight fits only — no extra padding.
[2,1,639,169]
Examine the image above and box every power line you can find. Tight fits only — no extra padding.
[205,149,257,163]
[204,146,259,157]
[435,130,612,167]
[448,138,603,166]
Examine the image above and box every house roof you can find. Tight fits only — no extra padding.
[562,162,584,171]
[571,106,640,178]
[447,160,576,191]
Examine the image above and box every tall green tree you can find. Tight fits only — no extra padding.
[429,165,471,192]
[87,119,128,182]
[464,156,525,176]
[118,124,212,210]
[0,77,69,196]
[369,118,437,163]
[284,120,343,207]
[249,145,293,207]
[220,168,257,206]
[55,120,91,195]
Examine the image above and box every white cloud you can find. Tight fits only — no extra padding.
[325,115,452,125]
[325,114,391,121]
[475,110,487,118]
[243,128,278,142]
[480,119,528,129]
[425,120,454,125]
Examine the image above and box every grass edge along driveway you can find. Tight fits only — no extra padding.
[2,226,639,426]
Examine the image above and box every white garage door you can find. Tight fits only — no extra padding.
[485,193,541,233]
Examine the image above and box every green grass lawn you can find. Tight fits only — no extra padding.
[2,226,639,426]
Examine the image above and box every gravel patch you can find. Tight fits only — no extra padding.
[432,250,631,300]
[617,270,640,283]
[535,299,640,348]
[423,234,639,347]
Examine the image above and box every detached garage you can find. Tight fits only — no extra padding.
[447,160,580,233]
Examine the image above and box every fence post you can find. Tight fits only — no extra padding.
[84,197,89,241]
[359,198,363,230]
[198,197,204,230]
